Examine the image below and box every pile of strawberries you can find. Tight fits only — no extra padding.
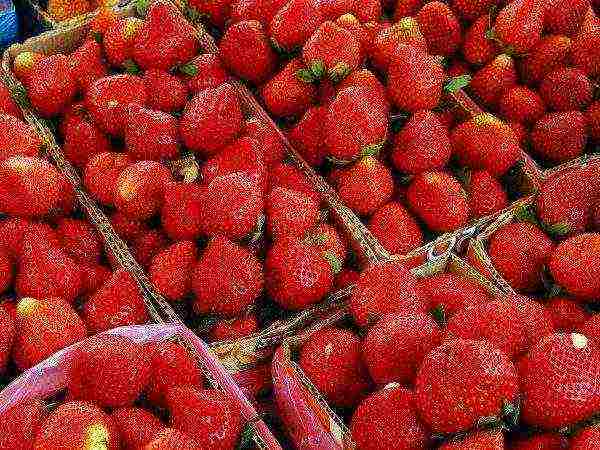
[0,334,244,448]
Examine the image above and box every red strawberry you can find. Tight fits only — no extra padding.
[110,211,148,242]
[180,84,243,157]
[0,399,46,448]
[407,171,470,233]
[34,402,120,449]
[0,248,13,296]
[510,433,568,450]
[349,260,426,327]
[334,13,369,60]
[335,267,360,289]
[351,385,430,450]
[388,44,444,112]
[79,263,112,297]
[210,314,259,341]
[269,163,321,204]
[371,18,427,72]
[288,106,327,166]
[14,297,87,370]
[368,202,423,255]
[572,426,600,449]
[470,54,518,108]
[450,0,500,21]
[531,111,587,163]
[467,170,509,218]
[82,269,149,333]
[179,53,228,95]
[70,38,107,92]
[61,104,112,169]
[394,0,423,19]
[230,0,288,24]
[147,341,204,406]
[415,338,519,433]
[336,69,389,113]
[462,15,499,65]
[550,233,600,300]
[521,333,600,428]
[133,2,198,71]
[145,429,201,449]
[143,69,188,113]
[201,172,264,241]
[299,327,371,408]
[544,0,591,36]
[192,235,264,316]
[131,229,169,269]
[265,237,335,310]
[499,86,546,124]
[219,20,277,84]
[68,334,150,408]
[306,222,347,262]
[149,241,197,302]
[103,17,143,67]
[571,18,600,77]
[56,218,102,264]
[520,34,572,85]
[325,86,387,161]
[363,313,442,385]
[125,105,179,161]
[27,54,76,118]
[392,110,451,174]
[12,51,44,88]
[86,74,147,136]
[0,80,22,119]
[269,0,322,50]
[114,161,173,220]
[540,67,592,111]
[161,182,205,241]
[260,58,317,118]
[440,431,504,450]
[242,117,286,168]
[112,408,164,449]
[547,297,591,331]
[84,152,133,206]
[416,1,462,56]
[494,0,544,54]
[0,306,14,372]
[266,186,320,239]
[0,114,42,161]
[586,100,600,141]
[451,113,522,177]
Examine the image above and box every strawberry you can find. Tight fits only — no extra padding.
[0,399,47,449]
[168,390,243,448]
[510,433,568,450]
[149,241,197,302]
[34,402,120,449]
[0,80,21,119]
[56,218,102,264]
[288,106,327,166]
[462,15,499,66]
[531,111,587,163]
[13,297,87,370]
[581,315,600,342]
[416,1,462,56]
[131,230,169,269]
[370,18,427,72]
[79,263,112,297]
[550,233,600,300]
[260,58,317,118]
[415,338,519,433]
[350,385,430,450]
[110,211,148,242]
[84,152,133,206]
[307,222,347,262]
[161,182,205,241]
[16,235,83,304]
[192,235,264,316]
[124,105,179,161]
[392,110,451,174]
[368,202,422,255]
[302,21,361,82]
[349,260,426,327]
[499,86,546,124]
[494,0,544,54]
[335,267,360,289]
[179,53,228,95]
[133,2,198,71]
[0,219,60,258]
[407,171,470,233]
[112,408,165,449]
[570,18,600,77]
[242,117,286,168]
[0,114,42,161]
[325,86,387,160]
[334,13,369,60]
[467,170,509,218]
[451,113,522,177]
[586,100,600,141]
[572,426,600,449]
[114,161,173,220]
[521,333,600,428]
[299,327,371,408]
[0,306,14,372]
[61,105,112,169]
[470,54,518,108]
[210,314,259,341]
[147,341,204,407]
[540,67,592,111]
[230,0,288,24]
[187,0,231,27]
[266,186,320,239]
[547,297,591,331]
[450,0,500,21]
[265,237,335,310]
[394,0,423,19]
[86,74,147,136]
[145,429,201,449]
[201,172,264,241]
[0,249,13,296]
[180,84,243,157]
[520,34,572,85]
[70,38,107,92]
[269,163,321,204]
[27,54,76,118]
[103,17,143,67]
[363,313,442,385]
[219,20,277,84]
[143,69,188,113]
[269,0,322,50]
[336,69,389,113]
[82,269,149,333]
[440,431,504,450]
[388,44,444,112]
[544,0,591,36]
[12,51,44,87]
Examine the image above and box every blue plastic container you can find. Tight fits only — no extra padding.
[0,0,18,49]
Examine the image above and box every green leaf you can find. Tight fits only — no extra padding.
[431,305,447,327]
[444,74,472,93]
[296,68,316,83]
[484,28,496,40]
[323,251,343,275]
[92,31,103,44]
[309,60,325,79]
[135,0,149,16]
[514,203,539,226]
[123,59,141,75]
[179,63,199,77]
[360,140,385,158]
[328,62,351,84]
[546,221,572,237]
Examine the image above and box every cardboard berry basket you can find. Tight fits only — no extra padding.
[271,252,505,450]
[0,323,282,449]
[19,0,132,29]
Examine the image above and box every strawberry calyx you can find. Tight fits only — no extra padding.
[123,59,141,75]
[545,221,572,238]
[444,74,472,94]
[308,60,326,80]
[296,68,319,84]
[323,250,342,275]
[360,140,385,158]
[328,62,351,84]
[430,304,447,327]
[179,62,199,77]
